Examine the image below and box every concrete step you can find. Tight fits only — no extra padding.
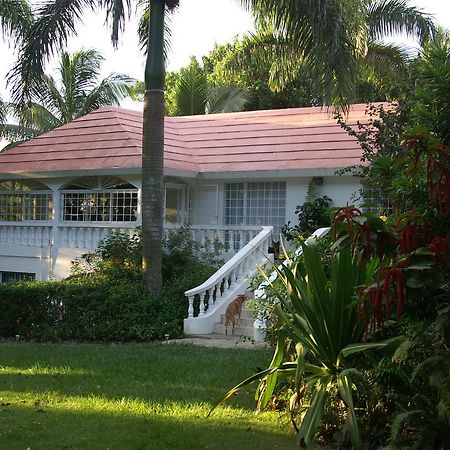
[213,323,254,337]
[218,315,254,328]
[213,305,255,337]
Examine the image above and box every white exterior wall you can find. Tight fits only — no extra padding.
[0,243,51,281]
[281,175,361,233]
[0,173,361,282]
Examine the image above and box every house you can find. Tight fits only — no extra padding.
[0,103,375,282]
[0,103,375,333]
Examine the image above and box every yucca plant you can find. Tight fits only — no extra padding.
[212,240,402,448]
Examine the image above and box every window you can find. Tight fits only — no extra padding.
[361,187,391,216]
[0,271,35,283]
[0,180,52,221]
[61,177,138,222]
[224,182,286,235]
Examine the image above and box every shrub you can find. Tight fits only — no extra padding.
[282,195,333,241]
[0,227,218,342]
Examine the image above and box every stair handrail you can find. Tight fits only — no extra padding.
[185,226,273,318]
[254,227,330,299]
[253,227,330,334]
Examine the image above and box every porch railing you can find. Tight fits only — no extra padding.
[0,222,265,254]
[0,223,53,247]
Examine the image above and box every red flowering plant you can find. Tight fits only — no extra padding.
[331,206,397,261]
[332,130,449,336]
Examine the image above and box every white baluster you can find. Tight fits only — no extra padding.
[205,289,211,312]
[63,227,68,247]
[36,227,43,246]
[217,229,225,249]
[239,230,245,251]
[187,295,194,318]
[29,226,35,246]
[200,229,207,247]
[93,228,100,249]
[199,292,206,316]
[229,231,235,253]
[215,281,222,303]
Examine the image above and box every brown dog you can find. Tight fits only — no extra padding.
[225,294,246,335]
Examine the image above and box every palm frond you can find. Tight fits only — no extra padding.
[0,122,39,143]
[360,41,412,82]
[7,0,133,103]
[137,0,174,61]
[174,62,208,116]
[205,84,250,114]
[81,73,134,114]
[0,0,33,42]
[240,1,360,109]
[225,30,304,92]
[101,0,131,47]
[367,0,436,44]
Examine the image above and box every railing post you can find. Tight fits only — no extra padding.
[199,292,206,316]
[187,295,194,318]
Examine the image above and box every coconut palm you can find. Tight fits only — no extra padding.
[170,58,250,116]
[1,48,133,146]
[7,0,434,293]
[238,0,435,106]
[0,0,33,122]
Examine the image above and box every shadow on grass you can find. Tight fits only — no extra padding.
[0,342,272,407]
[0,401,297,450]
[0,342,297,449]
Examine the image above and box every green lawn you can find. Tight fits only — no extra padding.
[0,342,296,450]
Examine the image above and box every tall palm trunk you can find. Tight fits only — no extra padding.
[142,0,165,294]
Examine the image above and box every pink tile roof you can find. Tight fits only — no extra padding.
[0,103,376,176]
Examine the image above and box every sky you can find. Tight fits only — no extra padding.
[1,0,450,108]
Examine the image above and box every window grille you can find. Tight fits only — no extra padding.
[0,183,52,222]
[0,271,35,283]
[361,187,391,216]
[61,190,138,222]
[224,182,286,236]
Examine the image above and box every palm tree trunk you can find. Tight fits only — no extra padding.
[142,0,165,294]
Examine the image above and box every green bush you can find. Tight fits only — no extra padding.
[0,228,217,342]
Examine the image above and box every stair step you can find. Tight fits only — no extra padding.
[213,323,254,337]
[219,315,255,328]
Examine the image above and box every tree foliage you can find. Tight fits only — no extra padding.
[0,48,133,147]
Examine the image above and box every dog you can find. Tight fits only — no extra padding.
[224,294,247,336]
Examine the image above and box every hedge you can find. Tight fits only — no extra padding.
[0,264,214,342]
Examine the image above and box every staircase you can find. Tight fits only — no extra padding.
[183,226,273,337]
[213,304,254,338]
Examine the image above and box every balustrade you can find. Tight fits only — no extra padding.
[0,224,52,247]
[0,222,264,255]
[185,226,273,319]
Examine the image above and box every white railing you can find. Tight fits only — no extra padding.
[59,224,136,249]
[164,224,262,254]
[184,226,273,326]
[0,223,53,247]
[0,222,265,255]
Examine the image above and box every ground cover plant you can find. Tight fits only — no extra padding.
[0,342,297,450]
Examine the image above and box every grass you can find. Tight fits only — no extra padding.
[0,342,297,450]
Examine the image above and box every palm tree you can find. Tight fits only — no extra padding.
[1,48,133,146]
[170,58,250,116]
[0,0,32,122]
[239,0,435,107]
[6,0,435,295]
